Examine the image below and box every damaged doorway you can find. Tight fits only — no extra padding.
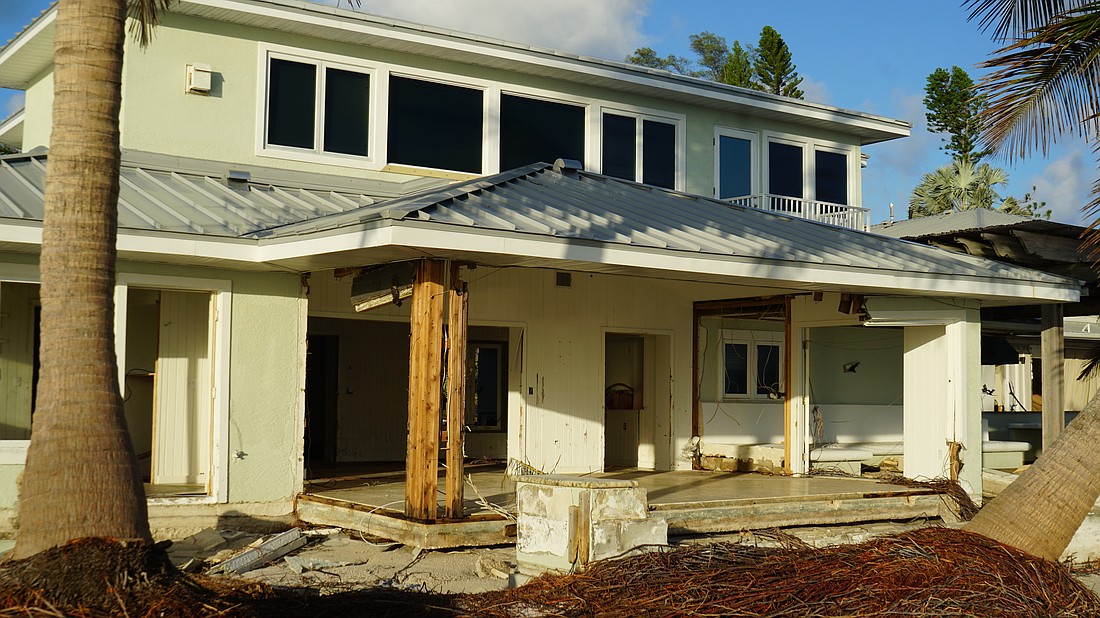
[604,332,671,470]
[303,318,513,479]
[121,287,216,496]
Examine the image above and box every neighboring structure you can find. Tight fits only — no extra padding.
[875,209,1099,456]
[0,0,1082,536]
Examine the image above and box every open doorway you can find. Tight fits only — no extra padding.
[604,332,671,470]
[122,287,216,496]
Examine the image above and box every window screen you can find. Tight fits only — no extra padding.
[388,76,483,173]
[500,94,585,170]
[267,58,316,150]
[323,68,370,157]
[602,113,636,181]
[815,150,848,205]
[769,141,804,198]
[642,119,675,189]
[718,135,752,199]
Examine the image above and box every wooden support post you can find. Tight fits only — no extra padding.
[445,262,468,520]
[405,258,445,522]
[1041,303,1065,454]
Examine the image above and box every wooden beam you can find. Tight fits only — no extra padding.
[1013,229,1086,263]
[783,295,792,475]
[445,262,468,520]
[1041,304,1065,453]
[406,258,446,522]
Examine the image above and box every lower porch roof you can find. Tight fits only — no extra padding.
[0,150,1082,305]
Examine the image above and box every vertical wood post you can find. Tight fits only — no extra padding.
[1041,303,1065,454]
[405,258,445,521]
[445,262,468,520]
[783,296,792,475]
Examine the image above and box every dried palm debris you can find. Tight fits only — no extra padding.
[460,527,1100,617]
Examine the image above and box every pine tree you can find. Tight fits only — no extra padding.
[722,41,755,88]
[753,26,803,99]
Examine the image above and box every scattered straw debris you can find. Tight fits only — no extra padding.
[459,527,1100,617]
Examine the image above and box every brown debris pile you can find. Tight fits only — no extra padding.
[460,527,1100,617]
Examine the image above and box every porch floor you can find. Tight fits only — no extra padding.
[297,464,948,549]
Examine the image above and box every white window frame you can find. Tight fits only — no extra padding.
[596,104,686,191]
[115,273,232,505]
[763,131,857,205]
[714,126,759,200]
[259,48,379,167]
[0,263,39,465]
[720,329,784,401]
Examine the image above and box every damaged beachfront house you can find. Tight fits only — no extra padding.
[0,0,1082,539]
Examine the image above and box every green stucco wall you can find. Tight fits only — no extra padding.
[20,11,864,201]
[0,257,304,515]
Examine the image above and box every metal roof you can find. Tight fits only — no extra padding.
[0,149,450,237]
[256,161,1076,288]
[872,210,1053,240]
[0,0,910,146]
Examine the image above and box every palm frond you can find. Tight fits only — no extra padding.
[977,9,1100,159]
[966,0,1084,41]
[127,0,175,48]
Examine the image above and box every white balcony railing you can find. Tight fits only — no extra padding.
[725,194,869,232]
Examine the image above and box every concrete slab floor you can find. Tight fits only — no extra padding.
[304,466,930,515]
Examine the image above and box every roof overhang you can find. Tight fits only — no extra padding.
[0,109,24,150]
[0,0,910,145]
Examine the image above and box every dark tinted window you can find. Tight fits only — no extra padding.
[769,141,803,198]
[602,113,636,180]
[815,150,848,205]
[723,342,748,396]
[718,135,752,199]
[642,119,675,189]
[267,59,316,150]
[500,95,585,170]
[324,68,370,157]
[388,76,483,173]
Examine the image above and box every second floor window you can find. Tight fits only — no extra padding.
[602,112,676,190]
[500,94,585,170]
[388,76,484,173]
[266,57,371,157]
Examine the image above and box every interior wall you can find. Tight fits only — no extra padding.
[0,283,37,441]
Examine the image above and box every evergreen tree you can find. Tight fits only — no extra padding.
[923,66,990,163]
[753,26,803,99]
[722,41,755,89]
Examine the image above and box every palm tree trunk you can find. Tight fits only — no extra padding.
[965,389,1100,561]
[12,0,151,559]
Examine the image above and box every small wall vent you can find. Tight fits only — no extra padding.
[555,272,572,287]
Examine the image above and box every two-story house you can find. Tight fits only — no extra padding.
[0,0,1080,538]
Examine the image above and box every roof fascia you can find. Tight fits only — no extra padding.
[0,7,56,89]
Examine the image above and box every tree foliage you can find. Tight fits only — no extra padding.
[924,66,991,163]
[625,26,804,99]
[909,157,1050,219]
[753,26,804,98]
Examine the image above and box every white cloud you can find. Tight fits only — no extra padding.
[799,77,829,106]
[1024,148,1092,225]
[313,0,650,61]
[2,91,24,118]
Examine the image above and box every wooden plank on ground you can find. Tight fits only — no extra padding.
[406,258,446,521]
[445,261,468,520]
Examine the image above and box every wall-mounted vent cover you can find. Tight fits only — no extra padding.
[555,272,572,287]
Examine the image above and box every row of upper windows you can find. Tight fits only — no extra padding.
[261,51,681,189]
[715,128,854,206]
[260,49,857,201]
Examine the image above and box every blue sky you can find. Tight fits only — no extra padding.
[1,0,1092,225]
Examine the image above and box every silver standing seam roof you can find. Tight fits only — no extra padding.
[0,149,450,236]
[0,149,1079,293]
